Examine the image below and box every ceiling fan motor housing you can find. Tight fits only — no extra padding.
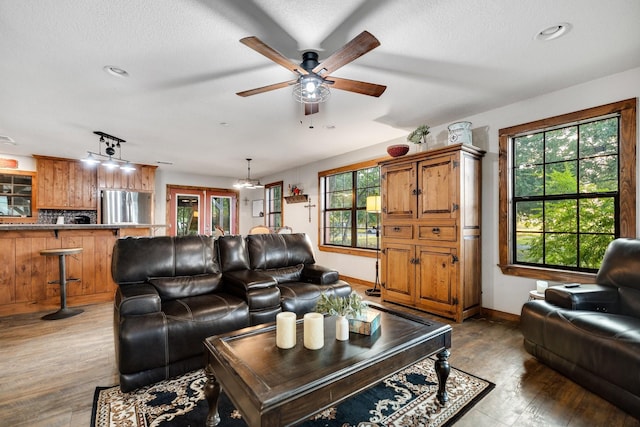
[300,51,320,72]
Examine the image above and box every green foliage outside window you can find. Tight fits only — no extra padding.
[513,117,618,272]
[324,166,380,250]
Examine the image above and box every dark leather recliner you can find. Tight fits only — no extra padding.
[521,238,640,419]
[112,235,249,392]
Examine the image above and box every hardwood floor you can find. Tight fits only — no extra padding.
[0,284,638,427]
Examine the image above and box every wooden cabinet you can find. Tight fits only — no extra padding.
[380,143,484,322]
[35,156,97,209]
[98,164,156,191]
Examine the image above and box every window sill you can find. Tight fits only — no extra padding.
[498,263,596,283]
[319,245,378,258]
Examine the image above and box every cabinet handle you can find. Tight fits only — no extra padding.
[432,227,440,234]
[411,188,417,196]
[393,226,401,232]
[451,254,459,264]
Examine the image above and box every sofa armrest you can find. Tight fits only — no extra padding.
[223,270,277,291]
[544,284,619,312]
[301,264,339,285]
[114,283,162,316]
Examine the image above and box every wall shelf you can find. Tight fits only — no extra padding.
[285,194,308,204]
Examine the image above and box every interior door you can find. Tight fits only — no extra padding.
[169,188,204,236]
[168,186,239,236]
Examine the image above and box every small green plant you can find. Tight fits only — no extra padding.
[407,124,431,144]
[314,291,368,318]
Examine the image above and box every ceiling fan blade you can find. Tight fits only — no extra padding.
[236,80,296,97]
[305,103,319,115]
[328,76,386,97]
[312,31,380,75]
[240,36,307,75]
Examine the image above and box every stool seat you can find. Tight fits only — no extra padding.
[40,247,84,257]
[40,247,84,320]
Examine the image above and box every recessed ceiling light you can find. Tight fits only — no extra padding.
[535,23,572,41]
[103,65,129,77]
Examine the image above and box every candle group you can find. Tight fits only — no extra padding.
[276,312,297,349]
[303,312,324,350]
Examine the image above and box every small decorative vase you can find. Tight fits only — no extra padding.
[336,315,349,341]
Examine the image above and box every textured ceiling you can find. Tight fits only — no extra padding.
[1,0,639,178]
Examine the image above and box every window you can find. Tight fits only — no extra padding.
[320,160,380,252]
[265,181,283,230]
[499,98,636,281]
[0,171,34,218]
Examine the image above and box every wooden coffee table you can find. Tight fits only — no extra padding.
[203,304,452,427]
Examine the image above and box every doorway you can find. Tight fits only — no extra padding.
[167,185,239,236]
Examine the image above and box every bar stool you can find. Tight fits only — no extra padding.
[40,247,84,320]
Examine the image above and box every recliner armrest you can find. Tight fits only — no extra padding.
[114,283,162,316]
[223,269,278,291]
[301,264,339,285]
[545,284,619,313]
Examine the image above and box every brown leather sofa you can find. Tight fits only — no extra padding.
[521,238,640,419]
[112,232,351,392]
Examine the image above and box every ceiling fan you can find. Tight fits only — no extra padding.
[237,31,386,115]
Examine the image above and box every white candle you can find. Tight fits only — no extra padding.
[303,312,324,350]
[276,312,297,349]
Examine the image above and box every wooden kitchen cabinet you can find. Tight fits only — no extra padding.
[98,164,156,190]
[35,155,97,209]
[380,143,484,322]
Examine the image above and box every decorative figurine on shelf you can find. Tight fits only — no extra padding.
[289,184,303,196]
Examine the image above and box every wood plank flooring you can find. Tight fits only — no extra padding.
[0,283,638,427]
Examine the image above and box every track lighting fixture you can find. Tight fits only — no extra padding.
[81,131,135,171]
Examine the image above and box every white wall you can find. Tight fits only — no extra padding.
[258,66,640,316]
[152,66,639,316]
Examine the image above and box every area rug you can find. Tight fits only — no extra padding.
[92,358,494,427]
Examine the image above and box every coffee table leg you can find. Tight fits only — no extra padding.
[204,365,221,426]
[435,349,450,405]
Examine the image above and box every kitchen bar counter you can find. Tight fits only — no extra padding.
[0,223,166,231]
[0,224,166,316]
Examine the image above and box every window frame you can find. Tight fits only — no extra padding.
[498,98,637,282]
[0,169,37,223]
[319,159,383,257]
[265,181,283,231]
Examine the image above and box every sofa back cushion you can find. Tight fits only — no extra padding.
[247,233,315,270]
[147,273,223,300]
[596,238,640,316]
[217,234,251,272]
[174,235,218,276]
[111,235,217,284]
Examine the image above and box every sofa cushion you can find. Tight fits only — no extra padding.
[217,235,250,272]
[247,233,315,269]
[263,264,304,283]
[174,235,218,275]
[148,273,223,301]
[112,236,176,284]
[162,293,249,363]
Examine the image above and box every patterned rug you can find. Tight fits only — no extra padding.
[92,358,494,427]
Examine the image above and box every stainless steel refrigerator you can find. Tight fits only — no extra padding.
[101,190,153,224]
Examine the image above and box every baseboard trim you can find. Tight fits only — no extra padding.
[481,307,520,323]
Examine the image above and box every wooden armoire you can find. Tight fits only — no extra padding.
[379,143,485,322]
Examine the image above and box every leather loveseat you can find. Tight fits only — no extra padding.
[521,238,640,419]
[112,232,351,392]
